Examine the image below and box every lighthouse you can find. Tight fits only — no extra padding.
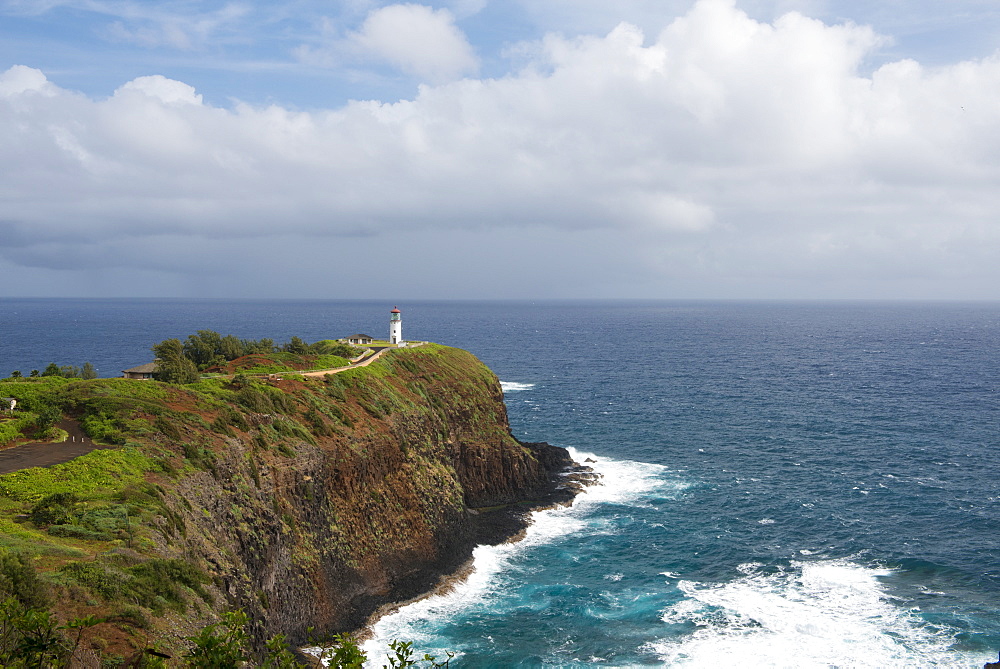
[389,306,402,346]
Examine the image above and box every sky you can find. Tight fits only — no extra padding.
[2,0,1000,300]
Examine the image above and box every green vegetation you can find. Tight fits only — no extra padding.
[152,339,200,384]
[0,448,155,502]
[0,588,452,668]
[59,557,211,615]
[6,362,98,380]
[0,336,521,666]
[144,330,363,382]
[185,611,452,668]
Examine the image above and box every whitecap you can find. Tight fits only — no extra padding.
[500,381,535,393]
[648,559,975,667]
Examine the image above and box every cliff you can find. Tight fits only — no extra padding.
[0,344,586,663]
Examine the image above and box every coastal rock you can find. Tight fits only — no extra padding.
[137,345,582,653]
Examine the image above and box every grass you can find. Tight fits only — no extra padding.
[310,355,350,370]
[0,447,155,503]
[0,518,88,557]
[237,363,296,375]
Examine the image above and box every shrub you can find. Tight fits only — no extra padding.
[235,387,274,413]
[59,558,210,614]
[46,525,113,541]
[59,562,123,600]
[311,355,350,370]
[29,492,80,527]
[153,416,183,441]
[185,610,248,667]
[0,550,49,610]
[0,597,69,667]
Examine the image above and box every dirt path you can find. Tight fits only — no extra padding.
[0,419,114,475]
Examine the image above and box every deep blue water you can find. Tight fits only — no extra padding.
[2,299,999,667]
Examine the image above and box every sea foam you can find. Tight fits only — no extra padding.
[650,559,973,668]
[361,449,677,664]
[499,381,535,392]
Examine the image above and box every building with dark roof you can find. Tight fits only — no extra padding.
[122,362,158,380]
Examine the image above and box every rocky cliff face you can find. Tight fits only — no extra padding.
[130,345,578,653]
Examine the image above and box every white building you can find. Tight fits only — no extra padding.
[390,306,402,345]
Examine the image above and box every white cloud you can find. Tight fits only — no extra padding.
[300,3,479,83]
[4,0,1000,298]
[355,4,478,81]
[0,63,56,97]
[115,75,203,105]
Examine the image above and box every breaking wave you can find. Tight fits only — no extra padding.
[649,559,972,668]
[499,381,535,393]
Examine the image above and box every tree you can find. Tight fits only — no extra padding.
[32,404,62,436]
[151,339,199,384]
[28,370,39,378]
[284,336,308,355]
[41,363,60,377]
[81,363,97,380]
[312,341,362,358]
[184,331,224,370]
[219,335,245,362]
[246,338,276,355]
[59,365,80,379]
[9,371,21,378]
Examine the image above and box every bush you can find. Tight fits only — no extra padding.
[59,561,123,600]
[185,610,249,667]
[46,525,113,541]
[0,597,69,667]
[0,550,49,610]
[29,492,80,527]
[153,416,183,441]
[0,416,34,447]
[235,387,274,413]
[80,413,128,445]
[60,558,210,614]
[311,341,363,358]
[312,355,350,370]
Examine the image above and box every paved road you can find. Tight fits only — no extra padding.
[0,419,113,475]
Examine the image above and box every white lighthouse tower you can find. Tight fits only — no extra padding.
[389,306,402,346]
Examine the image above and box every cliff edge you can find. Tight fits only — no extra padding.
[0,344,587,663]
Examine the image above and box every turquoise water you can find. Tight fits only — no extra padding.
[2,299,998,667]
[366,301,1000,667]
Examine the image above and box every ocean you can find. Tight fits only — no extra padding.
[2,298,998,667]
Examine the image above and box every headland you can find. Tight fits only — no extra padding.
[0,341,593,665]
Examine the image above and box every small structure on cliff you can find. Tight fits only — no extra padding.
[390,306,403,346]
[122,362,158,380]
[345,334,374,346]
